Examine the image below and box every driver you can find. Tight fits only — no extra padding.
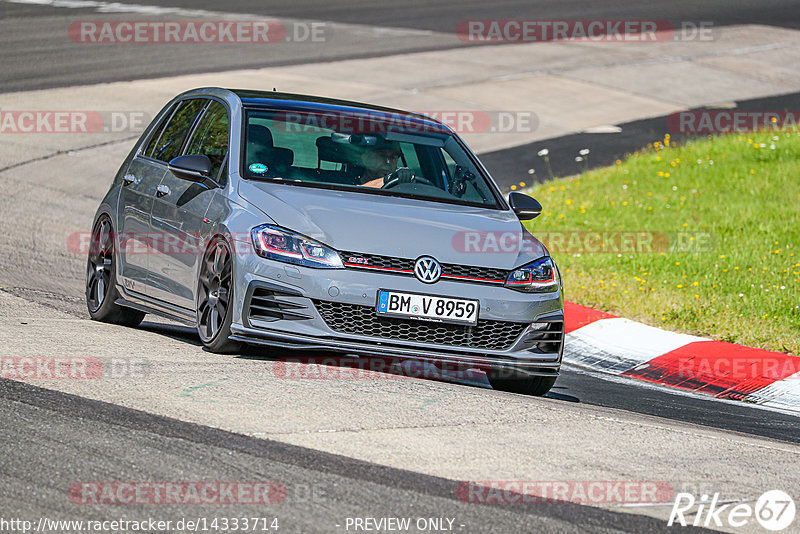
[357,140,404,188]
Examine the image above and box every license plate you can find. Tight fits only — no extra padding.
[376,290,479,326]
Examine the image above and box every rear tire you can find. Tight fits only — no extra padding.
[487,373,557,396]
[196,237,241,354]
[85,215,145,327]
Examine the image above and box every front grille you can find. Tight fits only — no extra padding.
[440,262,507,283]
[313,300,527,351]
[341,251,507,285]
[342,252,412,271]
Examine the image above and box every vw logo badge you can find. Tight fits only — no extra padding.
[414,256,441,284]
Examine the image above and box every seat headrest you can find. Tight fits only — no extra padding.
[270,147,294,167]
[316,136,354,165]
[248,124,274,149]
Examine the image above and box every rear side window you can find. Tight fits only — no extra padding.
[150,98,207,162]
[185,100,229,180]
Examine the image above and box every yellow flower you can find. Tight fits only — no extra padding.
[510,185,517,191]
[664,172,671,177]
[566,199,573,205]
[693,281,699,286]
[622,201,628,206]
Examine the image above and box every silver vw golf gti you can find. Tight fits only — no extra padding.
[86,88,564,395]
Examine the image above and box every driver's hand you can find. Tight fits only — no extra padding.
[361,176,384,188]
[384,167,414,185]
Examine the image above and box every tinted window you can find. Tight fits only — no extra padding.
[185,100,229,180]
[242,109,500,209]
[143,103,176,158]
[151,99,207,162]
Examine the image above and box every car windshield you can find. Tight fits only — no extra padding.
[242,108,501,208]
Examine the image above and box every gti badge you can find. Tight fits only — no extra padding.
[414,256,441,283]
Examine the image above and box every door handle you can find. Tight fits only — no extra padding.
[156,184,171,197]
[123,173,137,186]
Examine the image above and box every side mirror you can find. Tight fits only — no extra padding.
[168,154,214,184]
[508,192,542,220]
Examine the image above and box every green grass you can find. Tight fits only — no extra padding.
[523,131,800,355]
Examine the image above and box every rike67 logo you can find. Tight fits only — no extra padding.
[669,490,796,531]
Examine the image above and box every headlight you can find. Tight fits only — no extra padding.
[505,256,559,293]
[251,224,343,269]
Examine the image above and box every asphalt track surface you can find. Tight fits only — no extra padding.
[2,2,800,533]
[1,378,716,534]
[482,90,800,188]
[3,0,800,92]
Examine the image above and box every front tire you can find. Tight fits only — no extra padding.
[487,373,557,396]
[196,237,241,353]
[85,215,145,327]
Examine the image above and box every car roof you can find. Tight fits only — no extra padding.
[228,88,452,133]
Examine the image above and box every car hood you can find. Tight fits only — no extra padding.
[238,180,546,270]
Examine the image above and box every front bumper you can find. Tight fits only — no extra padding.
[230,244,564,376]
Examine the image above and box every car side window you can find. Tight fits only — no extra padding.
[398,142,422,176]
[185,100,229,181]
[442,149,458,179]
[143,103,176,158]
[150,98,207,163]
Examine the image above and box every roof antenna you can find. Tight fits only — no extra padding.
[273,87,277,92]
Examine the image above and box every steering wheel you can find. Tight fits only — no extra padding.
[382,167,434,189]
